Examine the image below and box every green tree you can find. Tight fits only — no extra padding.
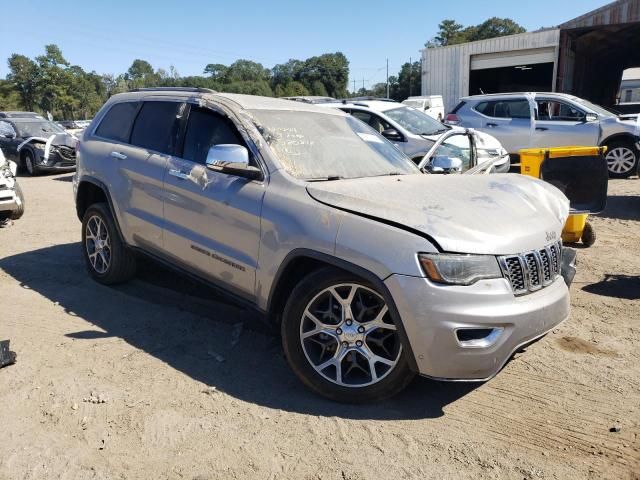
[471,17,526,41]
[434,19,463,46]
[427,17,526,47]
[203,63,228,81]
[7,54,39,111]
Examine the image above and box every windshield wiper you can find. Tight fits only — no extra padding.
[305,175,343,182]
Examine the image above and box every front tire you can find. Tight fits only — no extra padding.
[605,141,638,178]
[81,203,136,285]
[281,267,415,403]
[22,150,38,176]
[9,182,25,220]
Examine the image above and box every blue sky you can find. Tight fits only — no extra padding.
[0,0,607,91]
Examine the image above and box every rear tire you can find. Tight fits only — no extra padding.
[9,182,25,220]
[281,267,415,403]
[605,141,638,178]
[581,221,596,247]
[81,202,136,285]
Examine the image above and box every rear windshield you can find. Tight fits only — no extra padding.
[249,110,419,180]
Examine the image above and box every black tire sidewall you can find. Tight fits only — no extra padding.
[581,222,596,247]
[605,141,638,178]
[81,203,133,284]
[281,267,415,403]
[23,150,37,176]
[9,181,25,220]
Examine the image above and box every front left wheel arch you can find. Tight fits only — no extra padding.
[267,249,419,373]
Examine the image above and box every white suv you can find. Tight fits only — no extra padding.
[321,99,510,172]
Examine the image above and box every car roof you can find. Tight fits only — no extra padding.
[319,100,404,113]
[0,111,43,119]
[106,89,346,116]
[461,92,578,102]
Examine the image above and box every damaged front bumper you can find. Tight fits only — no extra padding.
[33,149,77,172]
[385,248,577,381]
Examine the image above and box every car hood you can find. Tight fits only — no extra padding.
[307,174,569,255]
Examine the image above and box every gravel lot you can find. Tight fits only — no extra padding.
[0,172,638,480]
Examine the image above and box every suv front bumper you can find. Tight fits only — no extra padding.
[385,274,570,380]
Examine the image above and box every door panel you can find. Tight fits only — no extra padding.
[94,140,167,249]
[161,105,264,299]
[532,99,599,148]
[474,98,532,153]
[163,158,264,299]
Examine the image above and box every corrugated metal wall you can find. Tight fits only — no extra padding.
[421,30,560,112]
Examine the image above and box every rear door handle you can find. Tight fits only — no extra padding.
[110,151,127,160]
[486,122,497,127]
[536,127,549,131]
[168,169,190,180]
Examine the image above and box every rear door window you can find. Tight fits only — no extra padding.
[181,106,245,165]
[95,102,139,143]
[130,101,183,155]
[475,100,530,119]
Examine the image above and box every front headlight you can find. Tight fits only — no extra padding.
[418,253,502,285]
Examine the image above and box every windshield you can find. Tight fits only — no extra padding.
[384,106,447,135]
[250,110,420,180]
[15,120,66,137]
[571,97,615,118]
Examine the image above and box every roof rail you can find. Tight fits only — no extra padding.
[129,87,217,94]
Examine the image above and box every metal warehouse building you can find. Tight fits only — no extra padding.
[421,0,640,112]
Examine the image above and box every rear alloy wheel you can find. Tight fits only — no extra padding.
[282,268,414,403]
[605,142,638,178]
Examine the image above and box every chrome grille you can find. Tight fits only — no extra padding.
[499,241,562,295]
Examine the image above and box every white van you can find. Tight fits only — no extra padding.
[402,96,445,121]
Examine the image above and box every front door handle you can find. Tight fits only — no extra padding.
[110,151,127,160]
[168,169,190,180]
[536,127,549,131]
[486,122,497,127]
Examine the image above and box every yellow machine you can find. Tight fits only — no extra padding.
[519,146,608,247]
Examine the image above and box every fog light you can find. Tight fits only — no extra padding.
[456,327,503,348]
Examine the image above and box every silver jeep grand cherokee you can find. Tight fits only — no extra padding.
[74,87,575,403]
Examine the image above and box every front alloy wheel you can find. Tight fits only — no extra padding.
[282,268,414,403]
[606,145,638,178]
[300,283,402,387]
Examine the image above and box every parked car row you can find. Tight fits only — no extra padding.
[0,113,78,175]
[72,87,575,402]
[447,92,640,178]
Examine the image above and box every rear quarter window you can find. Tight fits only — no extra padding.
[95,102,139,143]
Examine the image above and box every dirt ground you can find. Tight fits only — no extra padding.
[0,172,638,480]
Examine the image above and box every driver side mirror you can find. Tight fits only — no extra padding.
[381,128,404,142]
[427,156,463,174]
[205,144,262,180]
[0,132,15,139]
[584,113,598,122]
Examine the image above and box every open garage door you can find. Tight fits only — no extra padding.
[557,23,640,108]
[469,48,556,96]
